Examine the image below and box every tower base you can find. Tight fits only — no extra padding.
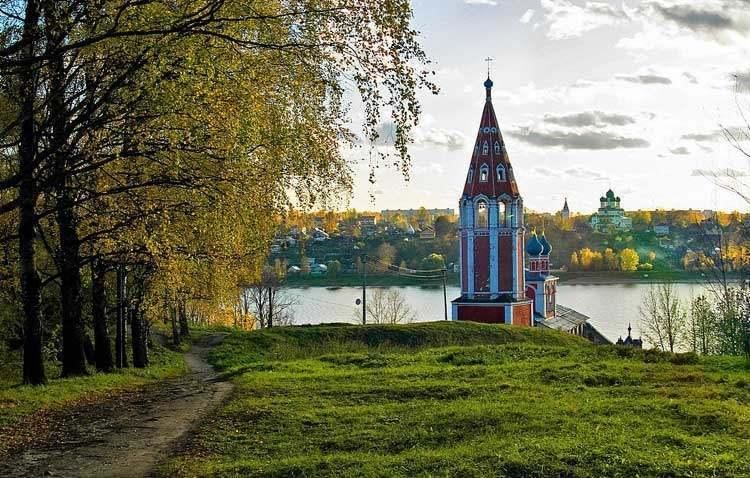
[451,296,533,326]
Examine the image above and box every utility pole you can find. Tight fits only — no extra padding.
[441,267,448,321]
[361,254,367,325]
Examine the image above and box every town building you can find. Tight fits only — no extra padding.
[358,215,377,227]
[654,223,670,236]
[616,324,643,348]
[451,75,609,344]
[590,189,632,232]
[311,228,330,242]
[381,208,455,220]
[419,225,436,240]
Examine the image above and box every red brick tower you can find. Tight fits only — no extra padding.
[452,76,533,326]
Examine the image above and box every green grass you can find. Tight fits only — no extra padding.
[160,322,750,477]
[0,343,187,430]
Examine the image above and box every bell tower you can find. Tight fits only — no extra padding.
[452,75,533,326]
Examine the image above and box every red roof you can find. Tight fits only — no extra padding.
[462,79,520,199]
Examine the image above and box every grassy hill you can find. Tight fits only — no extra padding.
[162,322,750,478]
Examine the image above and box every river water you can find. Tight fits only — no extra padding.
[287,283,713,344]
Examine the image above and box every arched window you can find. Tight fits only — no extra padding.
[498,201,507,226]
[496,164,506,182]
[476,200,488,228]
[479,164,489,182]
[494,141,501,155]
[482,141,489,155]
[467,168,474,183]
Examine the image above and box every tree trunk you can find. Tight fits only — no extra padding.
[267,287,274,328]
[44,3,87,377]
[171,306,180,346]
[92,260,113,372]
[178,301,190,337]
[130,308,147,368]
[115,265,128,368]
[83,334,96,365]
[19,0,45,385]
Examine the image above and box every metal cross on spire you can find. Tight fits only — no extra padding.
[485,57,494,77]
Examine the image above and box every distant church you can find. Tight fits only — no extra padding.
[560,198,570,221]
[590,189,632,233]
[451,75,609,344]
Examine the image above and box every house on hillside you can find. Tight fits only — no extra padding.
[310,263,328,276]
[419,225,436,240]
[312,228,330,242]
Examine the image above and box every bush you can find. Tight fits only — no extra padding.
[671,352,700,365]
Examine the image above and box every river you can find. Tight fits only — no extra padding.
[287,283,713,344]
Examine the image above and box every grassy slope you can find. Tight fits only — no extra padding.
[163,322,750,478]
[0,343,187,430]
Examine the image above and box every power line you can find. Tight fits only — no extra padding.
[373,258,446,274]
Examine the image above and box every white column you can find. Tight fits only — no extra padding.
[465,201,475,297]
[510,200,518,299]
[458,201,464,294]
[489,200,499,295]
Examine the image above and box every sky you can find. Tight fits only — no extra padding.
[344,0,750,214]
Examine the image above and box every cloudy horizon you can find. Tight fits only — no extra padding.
[345,0,750,214]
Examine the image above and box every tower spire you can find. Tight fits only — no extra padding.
[484,57,494,100]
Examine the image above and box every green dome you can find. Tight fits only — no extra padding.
[606,189,615,199]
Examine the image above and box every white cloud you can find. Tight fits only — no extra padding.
[616,1,750,61]
[464,0,498,5]
[563,166,611,182]
[540,0,629,40]
[520,9,535,24]
[414,128,467,151]
[363,122,466,151]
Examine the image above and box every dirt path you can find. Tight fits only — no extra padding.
[0,334,233,478]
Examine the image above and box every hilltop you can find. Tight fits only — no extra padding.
[161,322,750,478]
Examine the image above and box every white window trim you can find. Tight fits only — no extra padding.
[496,164,506,182]
[479,164,489,182]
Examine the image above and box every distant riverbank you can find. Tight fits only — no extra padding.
[555,271,733,285]
[283,270,732,288]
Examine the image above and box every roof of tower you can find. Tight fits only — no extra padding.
[539,232,552,256]
[606,189,615,199]
[562,197,569,212]
[462,76,520,199]
[526,230,543,257]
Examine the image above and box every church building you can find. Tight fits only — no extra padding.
[590,189,632,233]
[451,74,610,344]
